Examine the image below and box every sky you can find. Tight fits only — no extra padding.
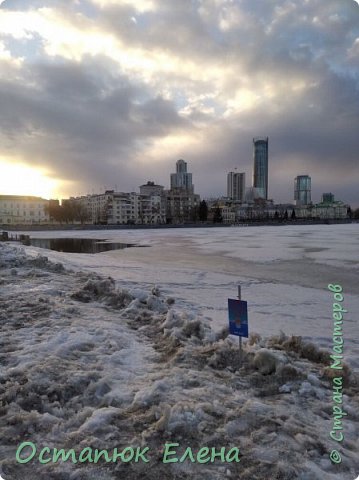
[0,0,358,206]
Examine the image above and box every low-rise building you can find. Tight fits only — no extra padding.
[66,187,167,225]
[139,181,167,224]
[206,198,236,224]
[0,195,50,225]
[233,201,349,221]
[66,191,140,225]
[296,202,348,220]
[139,194,166,224]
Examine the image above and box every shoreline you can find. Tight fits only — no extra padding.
[1,218,353,232]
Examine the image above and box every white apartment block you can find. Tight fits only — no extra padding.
[67,192,137,225]
[139,182,167,224]
[68,189,166,225]
[139,194,166,224]
[0,195,50,225]
[108,192,140,225]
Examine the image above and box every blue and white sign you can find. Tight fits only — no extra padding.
[228,298,248,338]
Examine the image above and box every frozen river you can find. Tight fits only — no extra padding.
[21,223,359,370]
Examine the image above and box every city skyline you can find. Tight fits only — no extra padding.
[0,154,352,208]
[0,1,358,206]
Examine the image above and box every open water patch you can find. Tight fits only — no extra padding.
[28,238,140,254]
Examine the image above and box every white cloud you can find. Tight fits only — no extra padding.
[91,0,157,13]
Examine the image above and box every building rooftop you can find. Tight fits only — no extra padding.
[0,195,47,201]
[140,181,164,188]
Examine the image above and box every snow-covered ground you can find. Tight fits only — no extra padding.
[0,224,358,480]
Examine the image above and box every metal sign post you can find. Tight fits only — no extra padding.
[238,285,242,362]
[228,285,249,366]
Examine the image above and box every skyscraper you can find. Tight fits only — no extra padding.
[294,175,311,205]
[227,172,245,202]
[170,159,193,193]
[167,159,199,223]
[252,137,268,200]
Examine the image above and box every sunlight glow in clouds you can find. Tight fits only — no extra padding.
[0,160,60,199]
[0,7,220,84]
[145,133,205,163]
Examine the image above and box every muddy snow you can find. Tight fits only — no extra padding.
[0,237,358,480]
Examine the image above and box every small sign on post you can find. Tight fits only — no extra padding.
[228,285,248,364]
[228,298,249,337]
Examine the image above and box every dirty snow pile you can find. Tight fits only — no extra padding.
[0,242,358,480]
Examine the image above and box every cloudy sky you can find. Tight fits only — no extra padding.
[0,0,358,205]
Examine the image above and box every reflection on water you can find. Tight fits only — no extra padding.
[29,238,137,254]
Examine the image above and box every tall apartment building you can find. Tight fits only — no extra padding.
[294,175,311,206]
[227,172,245,202]
[253,137,268,200]
[0,195,50,225]
[167,160,200,223]
[170,159,194,193]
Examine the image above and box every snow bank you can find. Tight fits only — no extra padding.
[0,242,358,480]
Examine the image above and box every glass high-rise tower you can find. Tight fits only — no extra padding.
[252,137,268,200]
[294,175,311,205]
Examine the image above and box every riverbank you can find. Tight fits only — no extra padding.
[1,218,353,232]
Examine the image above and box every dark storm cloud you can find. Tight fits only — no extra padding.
[0,0,358,204]
[0,56,188,192]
